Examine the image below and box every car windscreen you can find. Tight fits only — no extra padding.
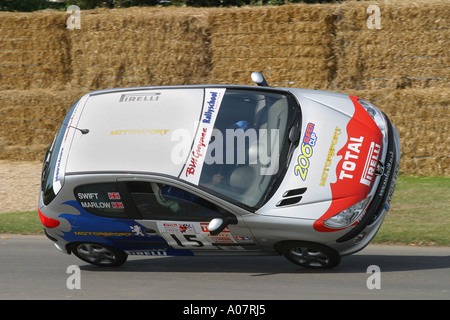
[194,89,300,209]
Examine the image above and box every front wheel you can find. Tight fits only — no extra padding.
[279,241,341,269]
[69,242,128,267]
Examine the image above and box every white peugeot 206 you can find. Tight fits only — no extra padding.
[39,72,400,269]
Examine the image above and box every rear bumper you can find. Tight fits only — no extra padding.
[330,114,400,255]
[44,227,70,254]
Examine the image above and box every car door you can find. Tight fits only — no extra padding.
[122,180,260,254]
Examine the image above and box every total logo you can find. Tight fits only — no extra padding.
[338,136,364,181]
[338,136,381,187]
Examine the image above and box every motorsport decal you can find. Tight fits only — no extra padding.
[182,88,226,185]
[110,129,169,136]
[314,96,383,232]
[294,122,317,181]
[320,126,342,187]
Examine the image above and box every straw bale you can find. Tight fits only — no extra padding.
[332,0,449,90]
[334,0,449,31]
[0,89,87,161]
[0,11,70,90]
[1,3,449,176]
[68,7,212,90]
[345,88,449,176]
[209,3,335,89]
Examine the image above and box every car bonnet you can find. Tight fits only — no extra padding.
[258,89,384,222]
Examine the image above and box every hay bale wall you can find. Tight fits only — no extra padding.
[68,7,212,90]
[0,1,448,176]
[333,1,449,90]
[208,4,336,88]
[0,11,70,90]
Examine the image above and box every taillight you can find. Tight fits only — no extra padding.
[38,208,60,228]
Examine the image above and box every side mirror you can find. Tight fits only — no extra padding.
[251,72,269,87]
[208,218,229,236]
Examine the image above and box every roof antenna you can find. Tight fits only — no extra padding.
[44,116,89,135]
[251,72,269,87]
[69,126,89,135]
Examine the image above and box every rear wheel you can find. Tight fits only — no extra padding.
[279,241,341,269]
[70,242,128,267]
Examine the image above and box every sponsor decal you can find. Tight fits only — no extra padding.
[200,222,237,244]
[126,249,167,256]
[182,88,226,185]
[179,223,195,234]
[80,201,111,209]
[338,136,364,181]
[200,223,229,233]
[156,221,244,248]
[107,192,121,200]
[320,126,342,186]
[159,222,196,234]
[130,225,145,236]
[186,128,208,177]
[72,225,144,238]
[54,147,64,183]
[202,91,218,124]
[119,92,160,102]
[314,96,383,232]
[74,231,132,237]
[294,122,317,181]
[234,236,252,241]
[385,164,399,211]
[111,202,124,209]
[360,142,381,186]
[76,192,124,210]
[110,129,169,136]
[77,192,98,200]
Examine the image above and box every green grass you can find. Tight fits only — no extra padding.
[373,176,450,246]
[1,176,449,246]
[0,211,44,235]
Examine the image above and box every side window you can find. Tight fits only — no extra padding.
[126,181,225,221]
[74,183,127,218]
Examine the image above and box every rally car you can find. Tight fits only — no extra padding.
[38,72,400,269]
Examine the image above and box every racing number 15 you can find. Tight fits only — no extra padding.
[170,234,205,247]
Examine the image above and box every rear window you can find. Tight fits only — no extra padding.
[41,101,78,205]
[74,183,127,218]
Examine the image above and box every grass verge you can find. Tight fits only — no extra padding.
[0,176,449,246]
[372,175,449,246]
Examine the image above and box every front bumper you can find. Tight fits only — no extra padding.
[330,114,400,255]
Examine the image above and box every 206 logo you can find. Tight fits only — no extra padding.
[294,122,317,181]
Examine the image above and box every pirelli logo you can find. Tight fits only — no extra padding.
[360,142,381,186]
[119,92,160,102]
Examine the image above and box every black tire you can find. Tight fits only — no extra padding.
[69,242,128,267]
[279,241,341,269]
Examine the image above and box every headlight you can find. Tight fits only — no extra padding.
[324,197,371,229]
[358,99,387,137]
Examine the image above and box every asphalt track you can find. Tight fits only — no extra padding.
[0,234,449,301]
